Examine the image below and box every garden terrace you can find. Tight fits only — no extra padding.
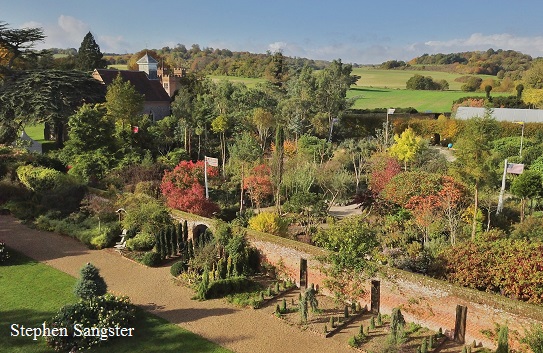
[171,210,543,351]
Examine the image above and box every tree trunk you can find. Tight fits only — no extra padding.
[471,184,479,240]
[239,164,244,214]
[520,197,526,222]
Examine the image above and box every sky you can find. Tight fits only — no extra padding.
[2,0,543,64]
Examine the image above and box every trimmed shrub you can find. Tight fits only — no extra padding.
[126,232,155,251]
[16,164,67,193]
[139,251,161,267]
[73,263,107,300]
[370,316,376,329]
[496,325,509,353]
[46,294,136,351]
[170,260,187,277]
[203,276,253,299]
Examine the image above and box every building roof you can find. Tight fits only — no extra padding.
[136,53,158,64]
[93,69,170,102]
[455,107,543,123]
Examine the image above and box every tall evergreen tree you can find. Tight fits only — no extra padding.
[171,224,179,256]
[183,220,189,244]
[77,32,106,71]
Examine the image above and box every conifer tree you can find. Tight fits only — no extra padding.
[176,221,183,253]
[171,224,178,256]
[77,31,106,71]
[496,325,509,353]
[156,230,164,260]
[73,263,107,300]
[183,220,189,243]
[161,229,168,260]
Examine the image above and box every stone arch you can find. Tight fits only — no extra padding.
[192,223,209,246]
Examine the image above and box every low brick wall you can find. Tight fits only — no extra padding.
[172,211,543,351]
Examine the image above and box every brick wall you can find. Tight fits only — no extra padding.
[249,236,542,351]
[172,213,543,351]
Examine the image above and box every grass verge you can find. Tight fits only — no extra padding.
[0,249,232,353]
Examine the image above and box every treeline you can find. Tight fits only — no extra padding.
[408,48,533,79]
[103,44,330,78]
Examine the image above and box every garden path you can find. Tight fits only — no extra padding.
[0,215,356,353]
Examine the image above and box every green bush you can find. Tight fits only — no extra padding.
[170,260,187,277]
[46,294,136,351]
[126,232,156,251]
[16,164,67,192]
[139,251,161,267]
[203,276,254,299]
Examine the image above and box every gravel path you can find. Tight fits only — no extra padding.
[0,215,354,353]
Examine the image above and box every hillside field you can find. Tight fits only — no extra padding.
[351,66,500,91]
[347,87,507,113]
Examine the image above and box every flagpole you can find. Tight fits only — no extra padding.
[204,156,209,199]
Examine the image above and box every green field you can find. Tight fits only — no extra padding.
[207,75,265,88]
[108,64,129,70]
[0,250,231,353]
[209,68,509,112]
[351,67,499,91]
[348,87,508,113]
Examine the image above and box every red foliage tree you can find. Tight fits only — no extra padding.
[161,160,219,217]
[367,153,402,196]
[243,164,273,210]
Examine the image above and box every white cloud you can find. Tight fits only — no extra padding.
[423,33,543,57]
[268,41,288,53]
[99,35,130,53]
[24,15,89,49]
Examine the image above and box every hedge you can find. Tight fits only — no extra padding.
[204,276,254,299]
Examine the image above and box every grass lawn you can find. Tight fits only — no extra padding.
[348,86,509,113]
[0,249,232,353]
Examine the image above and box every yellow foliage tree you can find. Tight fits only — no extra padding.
[388,127,426,170]
[522,88,543,108]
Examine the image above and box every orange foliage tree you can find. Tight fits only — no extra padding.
[243,164,273,211]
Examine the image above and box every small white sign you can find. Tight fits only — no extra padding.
[205,156,219,167]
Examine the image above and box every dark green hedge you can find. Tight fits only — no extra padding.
[204,276,254,299]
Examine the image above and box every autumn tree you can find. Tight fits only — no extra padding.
[367,152,402,196]
[77,32,106,71]
[211,114,229,177]
[228,132,262,213]
[388,127,426,171]
[244,164,274,211]
[252,107,274,151]
[160,160,220,217]
[450,113,499,240]
[511,170,542,222]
